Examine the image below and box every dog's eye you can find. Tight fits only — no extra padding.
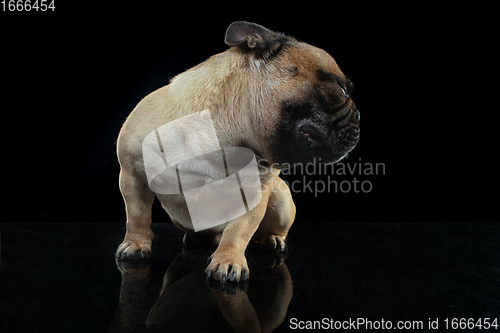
[338,83,351,99]
[339,85,348,98]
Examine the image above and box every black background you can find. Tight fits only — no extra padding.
[1,1,498,223]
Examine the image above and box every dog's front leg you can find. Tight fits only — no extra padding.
[205,182,273,282]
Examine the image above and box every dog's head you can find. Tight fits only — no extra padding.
[225,21,360,165]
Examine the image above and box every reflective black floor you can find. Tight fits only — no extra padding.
[0,223,499,332]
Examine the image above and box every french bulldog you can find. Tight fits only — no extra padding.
[116,21,360,282]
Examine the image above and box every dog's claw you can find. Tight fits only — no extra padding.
[241,269,249,281]
[206,270,213,280]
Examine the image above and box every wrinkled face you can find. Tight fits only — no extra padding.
[271,44,360,165]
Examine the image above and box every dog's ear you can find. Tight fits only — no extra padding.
[225,21,290,57]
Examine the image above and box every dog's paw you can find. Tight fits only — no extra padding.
[260,234,288,253]
[207,277,249,296]
[115,258,151,274]
[116,241,152,260]
[205,251,249,283]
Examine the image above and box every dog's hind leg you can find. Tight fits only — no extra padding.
[253,176,296,253]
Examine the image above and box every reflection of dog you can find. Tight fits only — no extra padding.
[116,21,360,282]
[110,250,293,332]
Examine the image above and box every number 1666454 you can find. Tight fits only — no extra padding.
[443,318,498,330]
[2,0,55,11]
